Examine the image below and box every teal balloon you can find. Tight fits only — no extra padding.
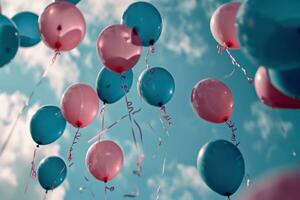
[30,105,66,145]
[0,14,20,68]
[197,140,245,196]
[269,68,300,99]
[55,0,81,5]
[122,1,162,46]
[38,156,67,191]
[12,11,40,47]
[96,67,133,104]
[237,0,300,70]
[138,67,175,107]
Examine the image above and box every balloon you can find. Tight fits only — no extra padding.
[122,2,162,46]
[191,79,233,123]
[138,67,175,107]
[30,105,66,145]
[39,2,86,51]
[12,11,40,47]
[254,67,300,109]
[197,140,245,197]
[0,14,19,67]
[268,67,300,99]
[86,140,124,183]
[96,67,133,104]
[237,0,300,70]
[61,83,99,128]
[210,2,241,49]
[37,156,67,190]
[55,0,80,5]
[240,169,300,200]
[97,24,142,73]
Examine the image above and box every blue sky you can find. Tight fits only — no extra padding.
[0,0,300,200]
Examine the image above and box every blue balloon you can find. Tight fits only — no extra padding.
[96,67,133,104]
[38,156,67,191]
[122,1,162,46]
[30,105,66,145]
[197,140,245,197]
[237,0,300,70]
[12,11,40,47]
[138,67,175,107]
[268,68,300,99]
[55,0,80,5]
[0,14,20,68]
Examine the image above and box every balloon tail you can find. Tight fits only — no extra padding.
[159,106,172,136]
[145,45,155,69]
[226,120,240,146]
[68,128,81,162]
[227,195,231,200]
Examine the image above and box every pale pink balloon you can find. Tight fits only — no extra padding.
[39,1,86,51]
[240,169,300,200]
[86,140,124,183]
[97,24,142,73]
[61,83,99,128]
[210,2,241,49]
[254,67,300,109]
[191,79,233,123]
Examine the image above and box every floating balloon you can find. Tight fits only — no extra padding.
[97,24,142,73]
[61,83,99,128]
[210,2,241,49]
[255,67,300,109]
[191,79,233,123]
[12,11,40,47]
[197,140,245,197]
[96,67,133,104]
[86,140,124,183]
[138,67,175,107]
[122,1,162,46]
[37,156,67,191]
[0,14,19,67]
[39,1,86,51]
[55,0,80,5]
[237,0,300,70]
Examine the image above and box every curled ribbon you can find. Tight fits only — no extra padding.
[68,128,81,162]
[226,120,240,146]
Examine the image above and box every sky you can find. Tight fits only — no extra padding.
[0,0,300,200]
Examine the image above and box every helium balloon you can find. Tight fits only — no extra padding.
[61,83,99,128]
[268,67,300,99]
[197,140,245,197]
[0,14,19,67]
[122,1,162,46]
[37,156,67,191]
[12,11,40,47]
[30,105,66,145]
[97,24,142,73]
[96,67,133,104]
[210,2,241,49]
[255,67,300,109]
[55,0,81,5]
[237,0,300,70]
[86,140,124,183]
[191,79,233,123]
[39,1,86,51]
[138,67,175,107]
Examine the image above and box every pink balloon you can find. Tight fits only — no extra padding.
[86,140,124,183]
[191,79,233,123]
[254,66,300,109]
[39,2,86,51]
[240,169,300,200]
[61,83,99,128]
[97,24,142,73]
[210,2,241,49]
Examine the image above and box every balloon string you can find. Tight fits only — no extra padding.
[155,155,167,200]
[246,173,251,188]
[123,186,140,198]
[145,45,155,69]
[98,104,106,141]
[24,145,39,193]
[79,176,96,199]
[159,106,172,136]
[226,120,240,146]
[133,153,145,177]
[0,51,60,158]
[104,182,115,200]
[43,191,48,200]
[227,195,231,200]
[68,128,81,162]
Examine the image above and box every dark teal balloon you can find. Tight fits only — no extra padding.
[12,12,40,47]
[138,67,175,107]
[0,14,20,68]
[122,1,162,46]
[197,140,245,196]
[269,68,300,99]
[38,156,67,191]
[30,105,66,145]
[55,0,80,5]
[237,0,300,70]
[96,67,133,104]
